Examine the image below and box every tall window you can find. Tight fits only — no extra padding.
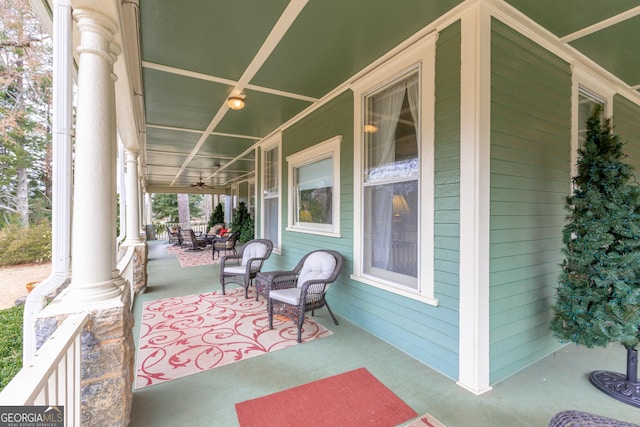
[578,87,605,148]
[363,71,419,288]
[262,144,280,249]
[352,33,435,303]
[248,179,256,219]
[571,66,614,180]
[286,136,341,236]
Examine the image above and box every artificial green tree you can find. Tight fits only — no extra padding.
[208,202,225,229]
[230,201,254,243]
[550,109,640,407]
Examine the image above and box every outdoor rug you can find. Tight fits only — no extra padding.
[166,244,219,268]
[234,368,418,427]
[405,413,447,427]
[135,288,332,389]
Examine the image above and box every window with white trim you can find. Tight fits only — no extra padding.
[351,33,436,304]
[248,179,256,219]
[578,87,605,148]
[286,136,341,237]
[363,71,419,287]
[261,140,280,250]
[571,66,614,179]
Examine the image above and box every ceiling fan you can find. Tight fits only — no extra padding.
[190,175,212,189]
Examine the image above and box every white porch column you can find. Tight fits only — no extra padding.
[145,192,152,225]
[124,148,142,244]
[457,4,492,395]
[23,0,74,362]
[67,8,121,303]
[116,139,126,244]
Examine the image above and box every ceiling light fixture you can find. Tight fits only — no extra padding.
[364,123,378,133]
[227,95,245,110]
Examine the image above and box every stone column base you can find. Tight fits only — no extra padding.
[36,283,134,426]
[118,242,148,295]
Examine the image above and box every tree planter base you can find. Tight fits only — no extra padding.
[589,347,640,408]
[589,370,640,408]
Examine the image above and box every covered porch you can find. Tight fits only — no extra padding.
[4,0,640,424]
[129,240,636,426]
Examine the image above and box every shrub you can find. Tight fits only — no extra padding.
[0,305,24,391]
[0,221,52,266]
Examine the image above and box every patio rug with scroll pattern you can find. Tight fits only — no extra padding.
[135,288,332,389]
[166,244,220,268]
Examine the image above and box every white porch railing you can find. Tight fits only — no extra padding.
[0,312,89,426]
[118,245,137,309]
[152,222,209,241]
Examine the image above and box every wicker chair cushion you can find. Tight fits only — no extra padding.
[270,287,303,305]
[242,242,269,268]
[296,252,337,288]
[223,265,261,275]
[548,410,639,427]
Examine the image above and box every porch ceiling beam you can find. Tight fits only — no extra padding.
[169,0,309,187]
[559,5,640,43]
[146,123,262,141]
[142,61,319,103]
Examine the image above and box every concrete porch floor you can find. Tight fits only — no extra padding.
[129,241,639,426]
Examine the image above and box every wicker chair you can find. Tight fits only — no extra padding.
[179,229,207,251]
[267,250,343,342]
[212,230,240,260]
[220,239,273,298]
[548,410,639,427]
[167,226,181,245]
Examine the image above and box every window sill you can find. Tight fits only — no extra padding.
[285,226,342,239]
[349,273,439,306]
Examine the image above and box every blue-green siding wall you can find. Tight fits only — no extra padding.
[262,89,354,272]
[431,21,462,378]
[490,19,571,383]
[614,94,640,170]
[260,23,463,381]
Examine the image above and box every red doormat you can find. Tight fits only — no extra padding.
[235,368,417,427]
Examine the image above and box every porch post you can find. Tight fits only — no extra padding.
[124,148,143,244]
[66,8,121,303]
[457,4,492,395]
[22,0,74,362]
[145,192,152,225]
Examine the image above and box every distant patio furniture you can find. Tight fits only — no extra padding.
[267,249,343,342]
[548,410,638,427]
[167,226,181,245]
[205,223,225,244]
[212,230,240,260]
[179,229,207,251]
[220,239,273,298]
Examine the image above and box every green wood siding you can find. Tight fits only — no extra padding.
[331,23,462,379]
[614,94,640,170]
[259,23,463,380]
[490,19,571,383]
[262,90,354,273]
[432,20,462,375]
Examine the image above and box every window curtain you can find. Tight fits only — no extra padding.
[406,74,420,138]
[369,82,406,270]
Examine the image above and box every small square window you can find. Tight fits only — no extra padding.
[286,136,341,237]
[293,157,333,228]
